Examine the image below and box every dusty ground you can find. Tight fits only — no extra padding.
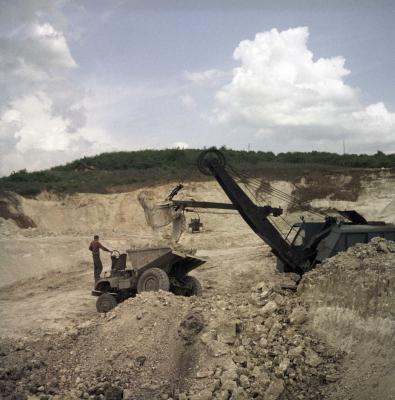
[0,175,394,399]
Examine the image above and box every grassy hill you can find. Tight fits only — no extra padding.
[1,148,394,196]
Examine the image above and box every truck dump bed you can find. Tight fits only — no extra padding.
[126,247,206,276]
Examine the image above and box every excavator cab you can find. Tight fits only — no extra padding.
[288,222,329,247]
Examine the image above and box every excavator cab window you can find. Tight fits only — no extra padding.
[290,225,306,246]
[285,223,305,246]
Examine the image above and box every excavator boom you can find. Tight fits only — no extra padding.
[195,149,310,273]
[159,149,395,274]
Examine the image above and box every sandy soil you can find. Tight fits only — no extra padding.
[0,176,394,399]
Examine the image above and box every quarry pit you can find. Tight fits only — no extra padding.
[0,172,394,400]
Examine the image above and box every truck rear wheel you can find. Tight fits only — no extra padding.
[96,293,117,313]
[137,268,170,293]
[183,276,203,296]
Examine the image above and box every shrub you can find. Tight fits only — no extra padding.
[1,148,394,196]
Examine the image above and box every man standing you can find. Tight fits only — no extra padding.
[89,235,111,281]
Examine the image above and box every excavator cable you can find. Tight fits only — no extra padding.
[228,166,328,219]
[231,170,295,204]
[233,169,301,204]
[226,165,294,240]
[230,167,296,202]
[233,171,294,201]
[226,165,330,244]
[185,209,238,215]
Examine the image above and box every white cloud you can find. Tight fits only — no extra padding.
[184,69,228,85]
[179,94,196,110]
[212,27,395,151]
[0,0,64,29]
[0,3,108,176]
[30,22,77,69]
[2,92,74,153]
[0,22,76,85]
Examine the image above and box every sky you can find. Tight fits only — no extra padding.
[1,0,395,175]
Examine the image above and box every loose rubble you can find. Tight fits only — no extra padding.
[0,291,199,400]
[183,279,343,400]
[0,279,344,400]
[1,238,395,399]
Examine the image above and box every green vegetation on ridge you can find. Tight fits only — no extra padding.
[1,148,394,196]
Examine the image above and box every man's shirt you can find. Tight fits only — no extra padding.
[89,240,109,256]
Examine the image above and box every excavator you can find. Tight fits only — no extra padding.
[157,148,395,274]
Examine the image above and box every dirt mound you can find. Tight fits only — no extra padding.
[299,237,395,400]
[0,291,200,400]
[0,280,345,400]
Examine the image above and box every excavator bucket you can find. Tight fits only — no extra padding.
[138,190,186,242]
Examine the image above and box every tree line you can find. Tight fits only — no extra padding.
[1,148,394,196]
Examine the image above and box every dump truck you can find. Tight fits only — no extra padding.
[161,148,395,274]
[92,247,205,313]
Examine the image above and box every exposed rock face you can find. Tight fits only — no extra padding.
[299,237,395,400]
[299,237,395,349]
[0,193,36,228]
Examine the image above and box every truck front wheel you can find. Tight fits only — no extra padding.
[137,268,170,293]
[183,276,203,296]
[96,293,117,313]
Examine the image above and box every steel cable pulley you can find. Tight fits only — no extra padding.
[197,148,226,176]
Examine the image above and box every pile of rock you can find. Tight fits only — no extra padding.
[183,278,343,400]
[0,291,199,400]
[1,277,344,400]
